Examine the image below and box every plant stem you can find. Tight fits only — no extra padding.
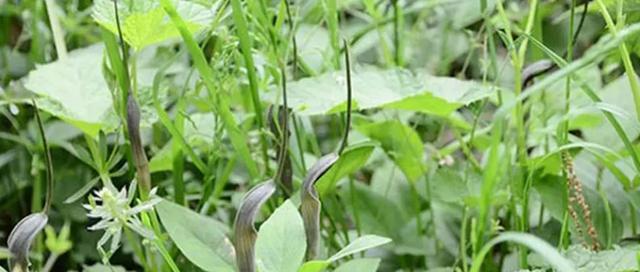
[44,0,67,59]
[324,0,340,68]
[230,0,270,172]
[595,0,640,120]
[392,0,404,66]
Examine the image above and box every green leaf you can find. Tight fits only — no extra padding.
[149,141,174,172]
[533,175,568,221]
[328,235,391,262]
[23,44,165,137]
[156,200,235,272]
[282,68,493,117]
[584,74,640,150]
[333,258,381,272]
[356,120,425,182]
[255,200,307,272]
[315,142,375,195]
[470,232,575,272]
[566,245,639,272]
[342,183,409,243]
[24,44,116,137]
[297,260,329,272]
[92,0,215,50]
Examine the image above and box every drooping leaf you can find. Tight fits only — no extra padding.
[315,142,375,195]
[281,68,493,117]
[356,120,425,182]
[255,200,307,272]
[156,200,235,272]
[470,232,575,272]
[92,0,215,50]
[328,235,391,262]
[333,258,381,272]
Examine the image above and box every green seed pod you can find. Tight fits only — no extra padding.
[8,213,48,272]
[300,153,339,260]
[234,181,276,272]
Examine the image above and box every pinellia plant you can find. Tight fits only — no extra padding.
[7,102,52,272]
[5,0,640,271]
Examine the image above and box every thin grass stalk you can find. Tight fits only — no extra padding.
[230,0,270,172]
[324,0,340,68]
[160,0,259,180]
[522,31,640,173]
[392,0,404,66]
[595,0,640,120]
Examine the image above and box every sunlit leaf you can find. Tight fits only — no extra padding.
[92,0,215,50]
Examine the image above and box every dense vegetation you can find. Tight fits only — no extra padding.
[1,0,640,271]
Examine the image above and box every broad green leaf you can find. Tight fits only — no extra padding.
[149,141,173,172]
[255,200,306,272]
[533,175,568,221]
[282,68,493,117]
[565,245,639,272]
[584,74,640,150]
[92,0,215,50]
[342,183,409,243]
[0,266,6,272]
[315,142,375,195]
[356,120,425,182]
[429,166,472,203]
[23,44,166,137]
[156,200,235,272]
[333,258,381,272]
[24,44,116,137]
[297,260,329,272]
[529,245,640,272]
[328,235,391,262]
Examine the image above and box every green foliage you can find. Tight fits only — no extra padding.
[255,200,306,272]
[356,120,425,182]
[315,142,375,195]
[284,69,493,117]
[3,0,640,271]
[92,0,214,50]
[156,200,235,271]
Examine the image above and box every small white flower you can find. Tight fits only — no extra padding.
[83,181,160,262]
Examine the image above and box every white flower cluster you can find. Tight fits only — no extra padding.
[83,181,160,262]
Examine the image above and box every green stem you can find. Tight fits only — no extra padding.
[230,0,270,172]
[324,0,340,68]
[595,0,640,120]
